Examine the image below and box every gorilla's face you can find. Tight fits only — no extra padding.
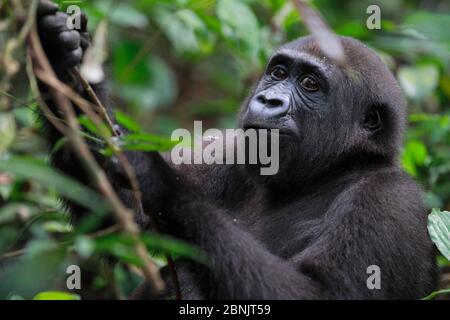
[241,49,332,140]
[240,40,345,179]
[239,36,405,188]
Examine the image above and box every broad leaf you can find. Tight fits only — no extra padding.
[428,209,450,260]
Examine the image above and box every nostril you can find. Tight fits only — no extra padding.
[266,98,284,108]
[254,93,289,111]
[249,94,289,119]
[256,95,266,104]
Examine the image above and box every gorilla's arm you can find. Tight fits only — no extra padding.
[133,155,434,299]
[288,170,435,299]
[129,151,318,299]
[35,1,144,223]
[35,1,248,223]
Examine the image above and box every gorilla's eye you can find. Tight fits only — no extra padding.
[299,75,320,92]
[270,66,288,81]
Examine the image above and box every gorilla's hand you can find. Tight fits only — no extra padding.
[37,0,90,73]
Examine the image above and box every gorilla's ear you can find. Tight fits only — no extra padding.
[362,105,383,133]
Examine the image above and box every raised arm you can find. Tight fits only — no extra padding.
[35,1,133,223]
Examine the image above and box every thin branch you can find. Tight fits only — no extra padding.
[0,0,38,110]
[61,63,182,300]
[76,58,185,301]
[72,68,116,133]
[27,6,164,293]
[292,0,346,66]
[33,67,143,202]
[67,22,182,300]
[22,0,181,299]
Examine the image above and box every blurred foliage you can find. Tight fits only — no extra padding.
[0,0,449,299]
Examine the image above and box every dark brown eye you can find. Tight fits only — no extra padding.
[299,75,320,92]
[270,66,288,81]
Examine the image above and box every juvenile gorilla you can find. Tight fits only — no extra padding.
[36,0,437,299]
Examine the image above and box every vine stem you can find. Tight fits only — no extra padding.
[27,4,164,293]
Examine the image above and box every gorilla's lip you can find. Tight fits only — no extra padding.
[242,125,292,137]
[242,115,296,136]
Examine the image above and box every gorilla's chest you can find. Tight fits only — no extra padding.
[235,192,336,259]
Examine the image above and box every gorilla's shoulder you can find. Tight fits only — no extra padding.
[337,167,426,219]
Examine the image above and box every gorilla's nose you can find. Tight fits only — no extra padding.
[250,92,290,120]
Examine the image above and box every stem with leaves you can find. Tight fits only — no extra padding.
[26,4,164,293]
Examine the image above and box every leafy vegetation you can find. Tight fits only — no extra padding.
[0,0,449,299]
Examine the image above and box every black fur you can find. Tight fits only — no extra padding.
[36,0,437,299]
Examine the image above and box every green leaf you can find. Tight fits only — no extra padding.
[94,232,207,264]
[437,255,450,267]
[421,288,450,300]
[428,209,450,260]
[119,133,178,152]
[113,45,177,111]
[142,233,207,264]
[93,233,144,266]
[0,112,16,153]
[216,0,260,61]
[1,240,69,298]
[42,221,73,234]
[115,111,142,133]
[33,291,80,300]
[404,12,450,43]
[0,156,109,214]
[401,140,428,176]
[154,7,210,55]
[397,64,439,101]
[0,203,36,224]
[74,236,95,259]
[78,115,112,139]
[96,2,149,29]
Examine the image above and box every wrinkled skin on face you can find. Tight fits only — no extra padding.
[239,36,405,187]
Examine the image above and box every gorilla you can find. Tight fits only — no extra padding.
[35,0,437,299]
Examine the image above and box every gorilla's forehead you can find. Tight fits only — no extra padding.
[270,48,333,73]
[276,36,380,75]
[279,36,326,56]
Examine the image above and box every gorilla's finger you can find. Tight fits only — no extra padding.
[80,32,91,50]
[59,30,81,51]
[37,0,59,16]
[39,12,70,34]
[66,47,83,67]
[69,12,88,32]
[80,12,88,32]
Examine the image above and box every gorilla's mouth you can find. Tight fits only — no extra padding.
[243,124,293,137]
